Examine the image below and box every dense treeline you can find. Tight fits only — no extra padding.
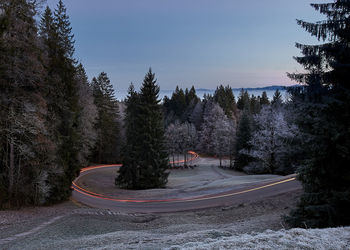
[0,0,120,207]
[163,84,298,173]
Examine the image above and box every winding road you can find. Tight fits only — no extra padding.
[72,152,301,213]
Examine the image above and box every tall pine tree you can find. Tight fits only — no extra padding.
[39,0,82,202]
[115,84,140,188]
[234,109,254,171]
[91,72,120,163]
[286,0,350,228]
[260,91,270,106]
[116,69,169,189]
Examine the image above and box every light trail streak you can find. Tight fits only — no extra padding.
[72,151,296,204]
[72,151,199,201]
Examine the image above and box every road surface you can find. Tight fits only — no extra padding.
[72,153,301,213]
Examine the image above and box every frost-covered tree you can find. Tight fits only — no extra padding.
[199,103,235,165]
[189,100,204,130]
[175,121,197,165]
[165,122,179,166]
[241,106,298,174]
[0,0,56,206]
[213,118,235,167]
[75,64,97,166]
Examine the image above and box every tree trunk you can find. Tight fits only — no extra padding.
[229,154,234,168]
[15,157,21,198]
[9,139,15,198]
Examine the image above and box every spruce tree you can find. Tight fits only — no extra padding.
[250,95,261,114]
[271,89,283,105]
[171,86,187,117]
[234,109,254,171]
[115,84,140,188]
[214,85,237,118]
[286,0,350,228]
[39,1,82,202]
[237,89,250,110]
[54,0,75,59]
[260,91,270,106]
[91,72,120,163]
[186,86,200,106]
[116,69,169,189]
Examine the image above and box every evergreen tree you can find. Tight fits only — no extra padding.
[250,95,261,114]
[170,86,186,117]
[234,109,254,171]
[39,0,82,202]
[237,89,250,110]
[260,91,270,106]
[39,6,55,43]
[163,85,200,124]
[116,69,169,189]
[186,86,200,106]
[115,84,140,188]
[286,0,350,228]
[91,72,120,163]
[271,89,283,105]
[181,86,200,122]
[213,85,238,119]
[54,0,75,59]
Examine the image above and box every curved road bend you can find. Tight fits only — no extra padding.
[72,153,301,213]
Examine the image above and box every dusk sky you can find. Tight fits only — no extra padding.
[44,0,327,91]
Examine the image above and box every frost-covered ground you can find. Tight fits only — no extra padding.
[34,226,350,249]
[76,157,279,200]
[4,190,348,250]
[2,157,345,249]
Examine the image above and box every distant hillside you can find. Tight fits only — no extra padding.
[196,85,297,92]
[233,85,298,91]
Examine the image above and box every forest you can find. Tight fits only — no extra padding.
[0,0,349,230]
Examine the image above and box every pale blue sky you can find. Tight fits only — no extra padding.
[44,0,328,91]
